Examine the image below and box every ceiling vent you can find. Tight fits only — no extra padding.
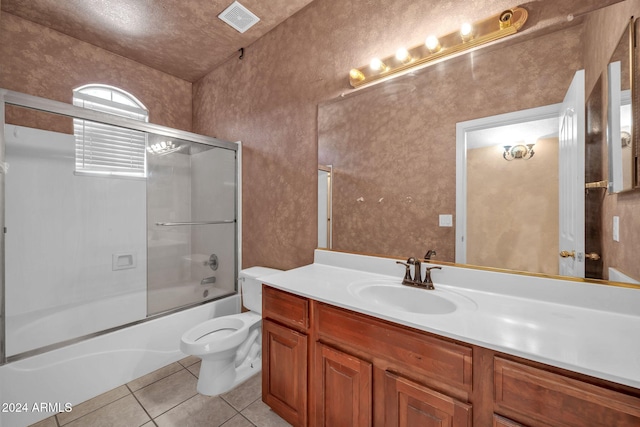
[218,1,260,34]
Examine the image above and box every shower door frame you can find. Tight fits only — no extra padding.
[0,88,242,364]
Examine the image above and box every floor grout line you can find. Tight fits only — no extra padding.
[35,364,273,427]
[129,387,156,426]
[56,394,133,427]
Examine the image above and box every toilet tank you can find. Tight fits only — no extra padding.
[239,267,282,313]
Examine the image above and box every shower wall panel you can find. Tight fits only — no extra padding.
[4,124,147,356]
[146,140,237,315]
[147,152,191,291]
[190,147,236,294]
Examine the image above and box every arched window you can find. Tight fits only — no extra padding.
[73,84,148,177]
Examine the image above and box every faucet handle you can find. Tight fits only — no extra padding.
[423,266,442,289]
[425,266,442,276]
[396,261,412,284]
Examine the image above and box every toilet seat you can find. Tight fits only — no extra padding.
[180,312,260,356]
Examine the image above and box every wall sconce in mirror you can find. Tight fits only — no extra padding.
[348,7,528,89]
[503,143,535,161]
[621,130,632,148]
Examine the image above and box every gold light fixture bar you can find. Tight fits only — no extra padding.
[349,7,528,88]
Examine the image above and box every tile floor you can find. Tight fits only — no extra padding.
[29,356,291,427]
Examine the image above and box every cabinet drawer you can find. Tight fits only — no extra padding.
[316,303,472,392]
[263,285,309,331]
[494,357,640,427]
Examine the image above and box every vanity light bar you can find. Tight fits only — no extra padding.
[348,7,528,88]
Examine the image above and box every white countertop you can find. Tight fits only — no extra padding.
[259,250,640,389]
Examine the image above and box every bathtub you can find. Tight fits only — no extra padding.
[0,294,240,427]
[6,282,235,357]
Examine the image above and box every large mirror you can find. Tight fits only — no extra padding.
[318,3,640,286]
[607,19,636,193]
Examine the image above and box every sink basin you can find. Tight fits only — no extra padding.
[348,280,476,315]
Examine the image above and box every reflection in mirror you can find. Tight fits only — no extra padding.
[607,20,635,193]
[318,165,333,249]
[459,107,560,276]
[318,2,640,287]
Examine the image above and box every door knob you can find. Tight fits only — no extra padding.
[559,250,575,258]
[585,252,601,261]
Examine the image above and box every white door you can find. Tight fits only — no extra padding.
[318,167,332,249]
[558,70,585,278]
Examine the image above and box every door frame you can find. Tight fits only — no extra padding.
[455,103,561,264]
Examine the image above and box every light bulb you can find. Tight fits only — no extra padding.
[395,47,412,63]
[370,58,387,72]
[425,35,441,53]
[349,68,365,82]
[460,23,473,41]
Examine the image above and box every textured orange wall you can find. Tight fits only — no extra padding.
[467,138,559,275]
[193,0,599,270]
[0,13,192,132]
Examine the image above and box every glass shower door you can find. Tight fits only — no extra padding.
[146,133,237,315]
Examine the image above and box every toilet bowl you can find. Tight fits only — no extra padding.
[180,266,281,396]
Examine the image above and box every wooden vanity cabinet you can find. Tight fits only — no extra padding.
[314,342,372,427]
[262,285,640,427]
[262,286,309,426]
[493,414,526,427]
[384,371,472,427]
[494,357,640,427]
[312,302,472,427]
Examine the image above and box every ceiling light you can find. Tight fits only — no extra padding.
[347,7,528,89]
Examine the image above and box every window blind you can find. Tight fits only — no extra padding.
[73,91,148,177]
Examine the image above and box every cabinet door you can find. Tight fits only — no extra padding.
[314,343,372,427]
[494,414,526,427]
[385,371,472,427]
[262,319,307,427]
[494,357,640,427]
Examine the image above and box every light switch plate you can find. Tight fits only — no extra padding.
[439,214,453,227]
[613,216,620,242]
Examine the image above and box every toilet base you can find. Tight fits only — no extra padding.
[196,354,262,396]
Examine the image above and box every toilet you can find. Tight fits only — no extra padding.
[180,266,281,396]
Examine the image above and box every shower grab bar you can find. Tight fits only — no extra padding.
[155,220,235,226]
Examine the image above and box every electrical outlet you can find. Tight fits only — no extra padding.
[613,216,620,242]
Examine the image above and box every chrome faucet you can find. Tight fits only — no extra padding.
[396,257,441,289]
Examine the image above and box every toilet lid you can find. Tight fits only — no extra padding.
[195,327,236,343]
